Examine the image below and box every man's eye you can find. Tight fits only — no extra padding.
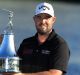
[46,15,51,18]
[44,16,50,19]
[36,16,41,18]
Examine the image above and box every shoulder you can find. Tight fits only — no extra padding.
[54,34,70,56]
[50,30,68,47]
[22,36,35,44]
[51,33,70,55]
[17,36,35,56]
[55,33,68,47]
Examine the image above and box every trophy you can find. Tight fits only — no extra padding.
[0,9,20,73]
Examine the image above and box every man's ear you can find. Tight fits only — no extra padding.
[52,16,56,24]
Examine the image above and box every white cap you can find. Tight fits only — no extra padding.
[35,2,54,17]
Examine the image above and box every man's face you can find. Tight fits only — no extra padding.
[33,13,56,35]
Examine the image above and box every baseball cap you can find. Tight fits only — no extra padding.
[35,2,54,17]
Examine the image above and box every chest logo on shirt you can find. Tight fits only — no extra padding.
[41,50,51,54]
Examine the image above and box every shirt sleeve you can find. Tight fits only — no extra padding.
[49,41,70,74]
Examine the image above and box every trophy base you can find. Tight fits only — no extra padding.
[0,69,20,73]
[0,57,20,73]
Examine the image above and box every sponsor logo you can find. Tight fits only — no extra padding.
[41,50,50,54]
[39,5,50,10]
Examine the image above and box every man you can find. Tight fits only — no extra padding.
[14,2,70,75]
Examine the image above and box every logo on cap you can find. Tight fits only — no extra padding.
[39,5,50,10]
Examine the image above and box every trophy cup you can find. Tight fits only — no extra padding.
[0,9,20,73]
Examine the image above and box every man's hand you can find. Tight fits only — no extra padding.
[2,69,62,75]
[12,73,23,75]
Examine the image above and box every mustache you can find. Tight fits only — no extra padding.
[38,23,47,26]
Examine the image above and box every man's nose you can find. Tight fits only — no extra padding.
[42,19,46,24]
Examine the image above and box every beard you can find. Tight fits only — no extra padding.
[37,29,47,35]
[36,25,52,35]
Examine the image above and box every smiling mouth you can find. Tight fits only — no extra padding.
[42,25,47,30]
